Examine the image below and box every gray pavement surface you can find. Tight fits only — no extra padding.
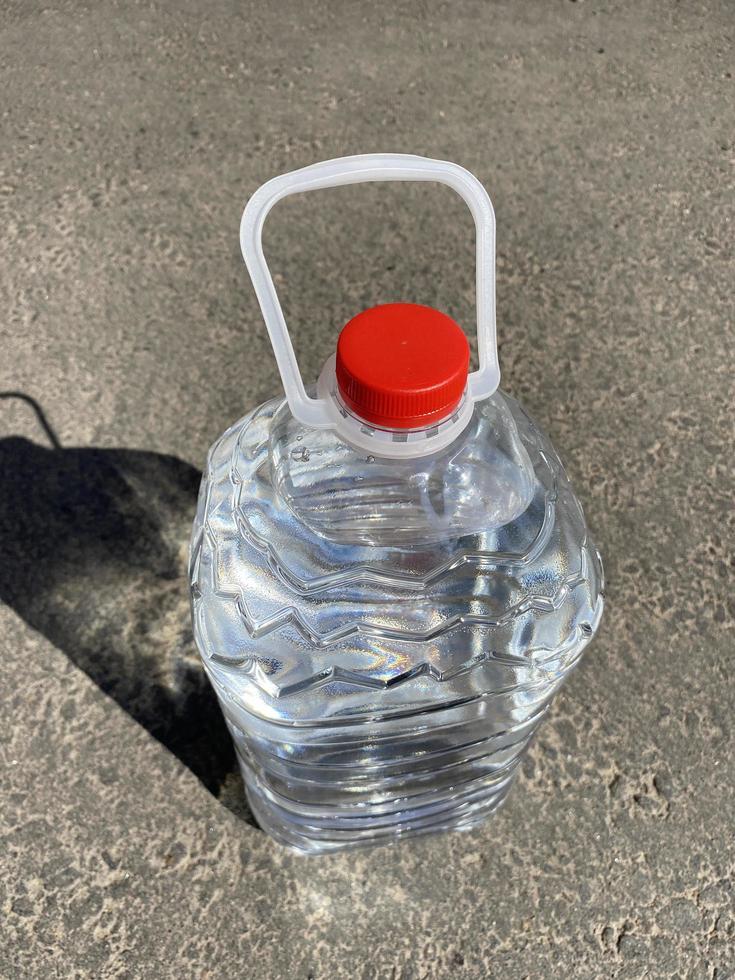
[1,0,734,977]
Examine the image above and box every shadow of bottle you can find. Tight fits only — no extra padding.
[0,393,252,822]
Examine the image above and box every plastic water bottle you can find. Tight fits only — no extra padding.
[189,155,604,853]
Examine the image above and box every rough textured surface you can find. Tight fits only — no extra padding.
[1,0,733,976]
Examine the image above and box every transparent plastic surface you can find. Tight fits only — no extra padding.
[189,390,604,853]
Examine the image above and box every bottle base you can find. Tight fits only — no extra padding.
[238,757,517,855]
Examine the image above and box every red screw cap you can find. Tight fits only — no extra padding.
[335,303,470,429]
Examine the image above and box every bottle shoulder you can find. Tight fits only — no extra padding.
[195,389,598,586]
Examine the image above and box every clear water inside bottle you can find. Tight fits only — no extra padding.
[189,389,604,853]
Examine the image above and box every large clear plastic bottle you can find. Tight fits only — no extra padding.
[189,155,604,853]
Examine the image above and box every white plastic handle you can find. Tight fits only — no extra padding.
[240,154,499,429]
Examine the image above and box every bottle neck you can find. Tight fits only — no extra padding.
[270,388,537,548]
[317,356,476,460]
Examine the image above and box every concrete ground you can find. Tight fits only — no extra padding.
[1,0,733,976]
